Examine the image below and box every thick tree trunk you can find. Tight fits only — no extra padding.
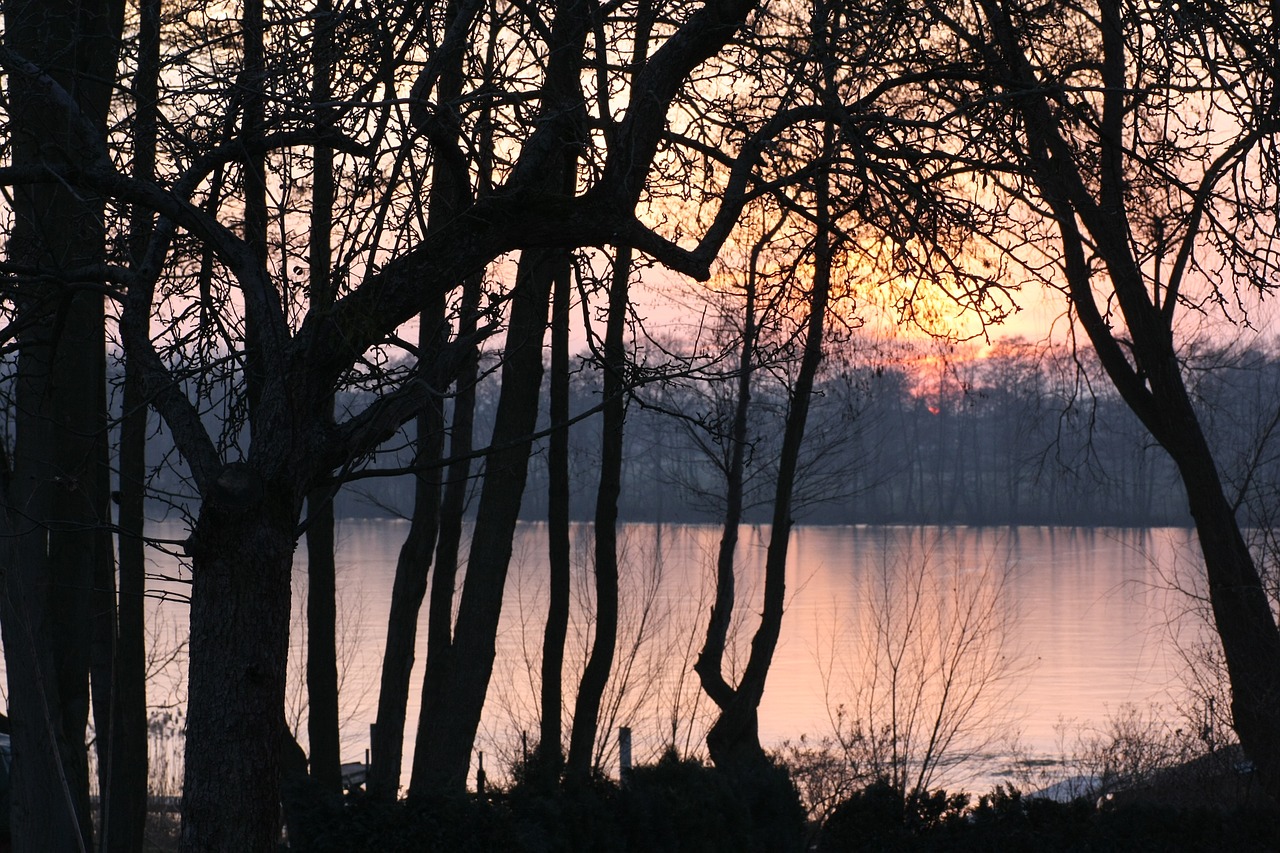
[180,479,298,852]
[3,334,100,850]
[567,247,631,778]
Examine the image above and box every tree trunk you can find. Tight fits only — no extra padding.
[367,375,445,800]
[409,247,560,796]
[104,360,150,853]
[567,246,631,778]
[366,0,475,798]
[1,1,122,849]
[305,0,342,794]
[3,324,101,852]
[702,89,836,777]
[541,262,573,771]
[707,224,831,777]
[99,0,161,846]
[1179,453,1280,797]
[1008,10,1280,790]
[180,478,298,852]
[694,236,760,711]
[409,0,587,780]
[304,492,342,792]
[90,444,118,832]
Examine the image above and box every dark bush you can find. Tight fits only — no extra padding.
[305,749,807,852]
[817,779,1280,853]
[622,749,758,852]
[310,789,523,852]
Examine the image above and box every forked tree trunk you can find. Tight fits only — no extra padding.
[706,227,831,776]
[699,96,836,780]
[409,246,563,795]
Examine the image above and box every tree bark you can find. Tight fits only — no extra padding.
[179,475,298,852]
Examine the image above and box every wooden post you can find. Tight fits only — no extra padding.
[619,726,632,785]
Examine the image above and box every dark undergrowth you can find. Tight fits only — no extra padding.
[299,755,1279,853]
[308,748,804,853]
[816,781,1280,852]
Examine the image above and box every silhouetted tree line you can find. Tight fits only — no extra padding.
[269,339,1277,528]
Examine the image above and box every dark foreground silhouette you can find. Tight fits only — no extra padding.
[282,749,1279,853]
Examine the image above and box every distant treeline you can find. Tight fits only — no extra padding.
[300,340,1278,528]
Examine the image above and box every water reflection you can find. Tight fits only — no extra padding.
[143,521,1206,792]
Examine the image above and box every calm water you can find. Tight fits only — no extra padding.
[143,521,1209,793]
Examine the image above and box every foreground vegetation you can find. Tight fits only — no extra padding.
[113,702,1280,852]
[285,749,1280,853]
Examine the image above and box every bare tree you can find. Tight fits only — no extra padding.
[928,0,1280,798]
[1,0,776,842]
[819,533,1021,801]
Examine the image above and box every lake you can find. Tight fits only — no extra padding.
[143,521,1213,794]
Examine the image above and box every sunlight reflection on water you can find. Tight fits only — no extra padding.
[139,521,1206,794]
